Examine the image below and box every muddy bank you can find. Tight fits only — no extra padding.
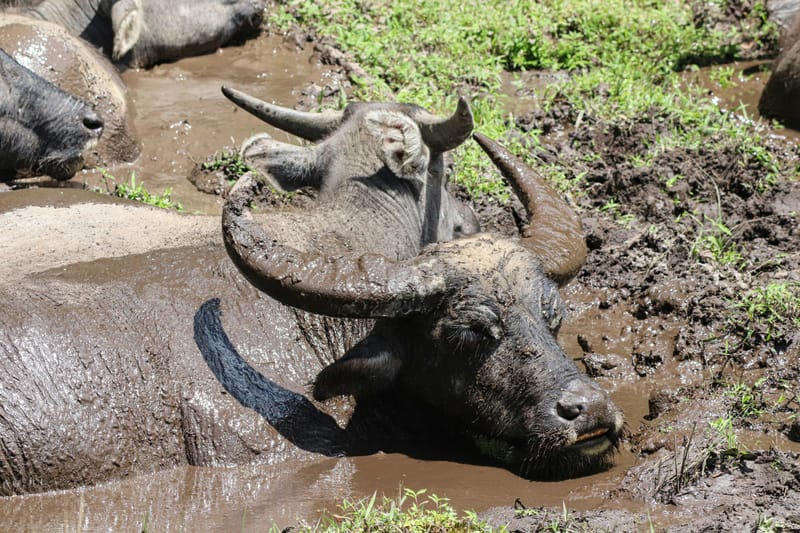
[477,66,800,530]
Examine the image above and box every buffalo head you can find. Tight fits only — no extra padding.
[222,87,479,243]
[0,49,103,180]
[222,128,623,478]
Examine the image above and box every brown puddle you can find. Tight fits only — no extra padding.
[75,33,338,215]
[684,60,800,144]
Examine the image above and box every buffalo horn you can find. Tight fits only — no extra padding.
[221,86,343,141]
[412,97,474,153]
[472,132,587,285]
[222,174,447,318]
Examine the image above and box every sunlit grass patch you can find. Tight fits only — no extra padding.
[96,169,183,211]
[287,489,497,533]
[269,0,784,201]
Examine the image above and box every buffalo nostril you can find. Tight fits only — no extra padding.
[556,379,607,421]
[82,111,104,137]
[556,396,584,421]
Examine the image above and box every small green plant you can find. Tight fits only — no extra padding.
[201,150,252,184]
[97,169,183,211]
[724,379,766,418]
[730,282,800,343]
[707,65,737,88]
[708,412,755,460]
[307,488,496,532]
[599,197,636,228]
[756,514,785,533]
[690,215,745,268]
[664,173,684,189]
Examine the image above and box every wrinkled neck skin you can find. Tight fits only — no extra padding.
[262,168,425,260]
[22,0,114,53]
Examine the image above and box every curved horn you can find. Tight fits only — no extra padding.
[222,173,447,318]
[411,97,474,153]
[473,132,587,285]
[222,86,343,141]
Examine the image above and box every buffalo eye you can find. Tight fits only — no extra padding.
[472,304,503,340]
[447,303,503,348]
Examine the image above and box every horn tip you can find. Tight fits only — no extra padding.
[221,85,241,102]
[472,131,499,153]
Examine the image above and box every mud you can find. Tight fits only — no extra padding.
[74,32,344,214]
[1,6,799,531]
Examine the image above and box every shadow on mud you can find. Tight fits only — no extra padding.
[193,298,496,466]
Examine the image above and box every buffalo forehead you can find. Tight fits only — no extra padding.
[442,235,540,279]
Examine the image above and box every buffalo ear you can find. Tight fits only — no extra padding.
[111,0,143,61]
[313,334,404,401]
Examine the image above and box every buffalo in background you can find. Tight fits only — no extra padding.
[0,15,140,172]
[760,0,800,129]
[0,0,265,180]
[2,0,265,68]
[0,49,103,180]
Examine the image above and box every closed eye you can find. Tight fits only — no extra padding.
[445,303,504,349]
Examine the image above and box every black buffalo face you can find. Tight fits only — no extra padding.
[313,236,624,479]
[222,114,625,478]
[0,49,103,180]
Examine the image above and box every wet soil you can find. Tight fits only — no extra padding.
[71,32,345,214]
[1,7,800,532]
[478,15,800,533]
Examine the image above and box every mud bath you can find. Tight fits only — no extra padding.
[2,9,800,530]
[73,32,341,214]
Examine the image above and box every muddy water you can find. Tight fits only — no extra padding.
[75,33,338,214]
[0,281,651,532]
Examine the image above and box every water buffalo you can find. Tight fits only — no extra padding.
[759,4,800,129]
[0,15,140,167]
[0,96,475,495]
[0,96,622,495]
[221,87,480,243]
[0,49,103,180]
[220,132,624,481]
[3,0,265,68]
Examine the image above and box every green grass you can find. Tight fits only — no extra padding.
[288,489,498,532]
[269,0,782,198]
[201,149,252,184]
[97,169,183,211]
[724,378,767,419]
[730,282,800,344]
[690,214,746,269]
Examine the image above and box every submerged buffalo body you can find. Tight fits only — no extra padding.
[0,49,102,180]
[759,5,800,128]
[0,15,140,168]
[0,96,622,495]
[4,0,265,67]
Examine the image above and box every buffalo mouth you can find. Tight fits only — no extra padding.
[564,426,615,456]
[469,424,621,479]
[46,157,84,181]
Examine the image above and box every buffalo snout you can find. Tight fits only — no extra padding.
[554,378,623,457]
[80,109,104,139]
